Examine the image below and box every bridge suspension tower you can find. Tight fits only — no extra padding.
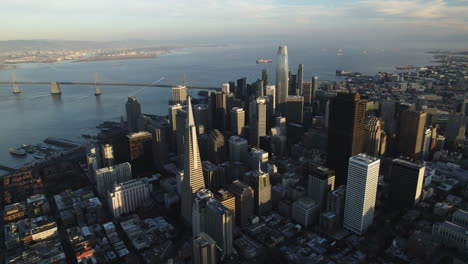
[94,72,101,96]
[11,72,20,94]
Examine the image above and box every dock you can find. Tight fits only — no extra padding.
[0,164,16,172]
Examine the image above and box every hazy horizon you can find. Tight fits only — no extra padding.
[1,0,467,49]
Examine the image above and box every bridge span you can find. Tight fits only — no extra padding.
[0,81,220,90]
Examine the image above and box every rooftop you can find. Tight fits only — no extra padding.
[350,153,380,164]
[439,221,468,235]
[127,131,152,139]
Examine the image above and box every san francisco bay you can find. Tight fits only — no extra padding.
[0,44,436,173]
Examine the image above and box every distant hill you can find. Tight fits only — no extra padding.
[0,39,169,50]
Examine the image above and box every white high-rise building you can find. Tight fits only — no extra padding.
[107,179,151,218]
[229,136,248,163]
[222,83,230,93]
[95,162,132,198]
[343,154,380,235]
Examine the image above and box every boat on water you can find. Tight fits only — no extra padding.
[9,148,26,156]
[337,48,344,56]
[396,65,415,70]
[336,69,353,76]
[33,153,46,159]
[256,59,272,64]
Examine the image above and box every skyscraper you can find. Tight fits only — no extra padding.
[126,131,153,172]
[168,103,184,152]
[243,167,272,216]
[288,72,297,96]
[236,77,247,100]
[325,185,346,227]
[292,197,320,228]
[311,76,319,102]
[389,159,425,209]
[205,199,233,258]
[261,69,268,88]
[193,232,217,264]
[343,154,380,235]
[107,178,151,218]
[101,144,114,167]
[286,95,304,123]
[326,93,367,186]
[256,79,264,97]
[365,117,386,157]
[276,46,289,115]
[397,110,427,160]
[221,83,230,93]
[308,166,335,210]
[214,188,236,223]
[176,108,188,167]
[202,161,223,191]
[304,76,319,105]
[126,96,142,133]
[296,64,304,96]
[249,97,267,147]
[95,162,132,198]
[265,85,276,113]
[422,128,432,160]
[150,121,170,169]
[194,104,211,135]
[207,129,226,164]
[446,112,467,142]
[228,136,248,163]
[381,100,396,133]
[181,97,206,224]
[172,85,187,104]
[230,107,245,137]
[211,91,227,131]
[230,180,254,226]
[193,189,213,235]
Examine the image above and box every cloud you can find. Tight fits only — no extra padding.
[0,0,466,43]
[359,0,445,18]
[358,0,468,19]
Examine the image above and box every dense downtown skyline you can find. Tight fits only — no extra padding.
[1,0,468,47]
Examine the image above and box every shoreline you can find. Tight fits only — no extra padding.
[1,49,177,67]
[73,53,159,62]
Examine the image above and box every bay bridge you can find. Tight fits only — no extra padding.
[0,72,221,95]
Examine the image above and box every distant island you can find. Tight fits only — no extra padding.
[0,40,233,67]
[74,48,175,63]
[0,64,16,70]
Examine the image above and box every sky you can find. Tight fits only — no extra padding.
[1,0,467,48]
